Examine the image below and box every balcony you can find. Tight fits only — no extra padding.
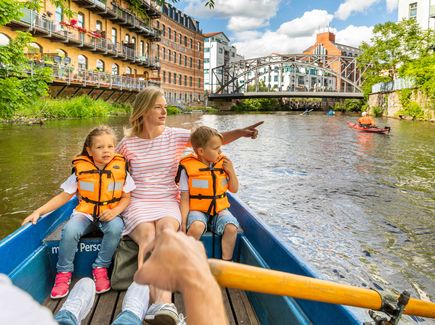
[71,0,117,18]
[141,1,161,18]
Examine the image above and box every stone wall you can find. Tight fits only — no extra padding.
[368,89,434,120]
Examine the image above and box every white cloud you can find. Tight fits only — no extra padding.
[335,25,374,47]
[228,16,269,32]
[184,0,280,20]
[385,0,398,12]
[334,0,380,20]
[277,10,333,37]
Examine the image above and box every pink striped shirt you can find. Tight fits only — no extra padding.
[117,127,190,235]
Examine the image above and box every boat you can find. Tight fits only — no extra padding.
[0,194,362,324]
[4,197,434,324]
[347,121,391,134]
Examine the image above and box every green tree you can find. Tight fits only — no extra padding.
[358,19,434,96]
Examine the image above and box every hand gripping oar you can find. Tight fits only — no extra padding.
[208,259,435,319]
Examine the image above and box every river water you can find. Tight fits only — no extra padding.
[0,113,434,322]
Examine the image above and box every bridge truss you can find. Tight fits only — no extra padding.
[210,54,366,97]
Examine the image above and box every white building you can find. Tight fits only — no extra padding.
[203,32,243,93]
[398,0,435,30]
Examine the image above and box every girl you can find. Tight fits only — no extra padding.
[22,125,135,299]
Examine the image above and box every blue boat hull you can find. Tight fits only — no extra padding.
[0,195,360,324]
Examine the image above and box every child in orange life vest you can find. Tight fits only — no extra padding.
[22,125,135,299]
[177,126,240,261]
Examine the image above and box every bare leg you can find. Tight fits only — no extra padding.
[186,221,206,240]
[221,224,238,261]
[128,222,156,269]
[151,217,180,304]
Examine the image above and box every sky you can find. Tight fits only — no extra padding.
[178,0,399,58]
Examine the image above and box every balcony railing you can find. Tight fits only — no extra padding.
[10,8,161,69]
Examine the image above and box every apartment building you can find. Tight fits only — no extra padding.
[203,32,243,93]
[155,3,204,105]
[0,0,161,102]
[398,0,435,30]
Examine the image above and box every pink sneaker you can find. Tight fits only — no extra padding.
[92,267,111,294]
[50,271,72,299]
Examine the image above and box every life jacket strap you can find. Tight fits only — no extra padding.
[81,196,122,206]
[79,169,112,177]
[189,193,227,200]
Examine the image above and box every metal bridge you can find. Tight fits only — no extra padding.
[208,54,365,100]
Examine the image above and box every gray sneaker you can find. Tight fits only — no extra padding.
[145,303,178,325]
[58,277,96,322]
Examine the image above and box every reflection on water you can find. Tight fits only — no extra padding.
[0,113,434,323]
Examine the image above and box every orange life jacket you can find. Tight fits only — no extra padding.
[358,116,375,126]
[73,154,127,218]
[177,154,230,215]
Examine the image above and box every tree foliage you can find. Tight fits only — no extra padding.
[0,0,24,25]
[358,19,435,97]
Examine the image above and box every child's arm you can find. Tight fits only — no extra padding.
[222,157,239,193]
[180,191,190,233]
[99,192,131,222]
[22,192,75,225]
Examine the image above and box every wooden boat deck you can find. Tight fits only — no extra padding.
[43,283,259,325]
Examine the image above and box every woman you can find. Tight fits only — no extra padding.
[117,87,262,324]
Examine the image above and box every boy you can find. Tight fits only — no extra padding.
[177,126,239,261]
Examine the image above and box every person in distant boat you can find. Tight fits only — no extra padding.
[357,111,376,127]
[115,86,261,324]
[22,125,135,300]
[176,126,240,261]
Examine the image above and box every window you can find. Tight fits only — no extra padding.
[163,71,166,83]
[55,6,63,23]
[174,31,177,42]
[190,38,193,48]
[179,75,182,85]
[204,69,209,74]
[168,72,171,83]
[173,51,176,63]
[112,63,119,75]
[204,58,209,63]
[26,42,42,55]
[184,36,187,46]
[162,24,166,36]
[204,48,210,52]
[111,28,117,44]
[219,48,223,54]
[184,75,187,86]
[78,54,87,70]
[0,33,11,46]
[56,49,67,58]
[198,78,201,88]
[156,21,160,29]
[409,2,417,19]
[179,34,182,44]
[189,76,192,87]
[96,59,104,72]
[125,66,131,74]
[162,47,165,60]
[77,13,84,28]
[125,34,130,43]
[140,41,145,56]
[156,45,160,58]
[179,53,182,65]
[168,50,171,61]
[173,73,176,84]
[197,42,201,51]
[168,27,172,40]
[189,57,192,68]
[184,55,187,66]
[96,20,102,31]
[198,59,201,69]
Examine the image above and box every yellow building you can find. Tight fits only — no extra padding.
[0,0,162,102]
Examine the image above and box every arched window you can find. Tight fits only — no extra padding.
[78,54,87,70]
[112,63,119,75]
[25,42,43,57]
[56,49,67,58]
[125,66,132,74]
[131,36,136,46]
[140,40,145,56]
[125,34,130,43]
[0,33,11,46]
[77,13,85,28]
[96,59,105,72]
[96,20,102,31]
[111,28,117,44]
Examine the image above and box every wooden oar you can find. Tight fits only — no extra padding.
[208,259,435,319]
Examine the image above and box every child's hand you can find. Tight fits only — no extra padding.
[99,209,118,222]
[222,157,236,175]
[22,211,41,225]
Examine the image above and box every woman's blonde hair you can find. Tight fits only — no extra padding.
[125,87,165,137]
